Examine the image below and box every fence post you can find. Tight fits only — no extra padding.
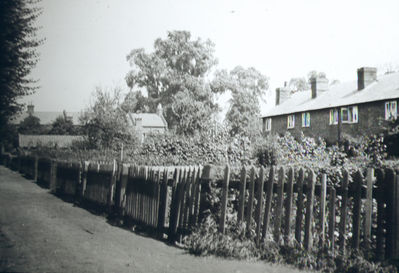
[246,167,256,236]
[364,168,374,254]
[33,156,39,182]
[157,169,169,239]
[262,166,275,239]
[237,166,247,223]
[274,167,285,243]
[375,168,385,261]
[255,166,265,245]
[320,173,327,248]
[49,160,57,193]
[117,164,129,217]
[304,169,315,250]
[192,168,202,226]
[339,169,349,254]
[295,168,305,244]
[284,167,294,244]
[394,169,399,260]
[385,168,395,259]
[219,165,230,234]
[329,187,336,254]
[168,168,181,243]
[352,170,363,250]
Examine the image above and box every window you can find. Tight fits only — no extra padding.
[341,106,358,123]
[329,109,339,125]
[385,101,398,120]
[302,112,310,127]
[264,118,272,132]
[287,115,295,129]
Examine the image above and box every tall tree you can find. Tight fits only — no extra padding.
[0,1,42,143]
[49,110,76,135]
[80,87,131,149]
[213,66,269,137]
[125,30,219,134]
[18,115,43,135]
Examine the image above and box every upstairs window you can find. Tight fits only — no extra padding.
[341,106,358,124]
[329,109,339,125]
[385,101,398,120]
[287,115,295,129]
[264,118,272,132]
[302,112,310,127]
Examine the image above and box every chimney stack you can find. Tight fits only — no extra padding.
[275,87,290,106]
[357,67,377,90]
[311,77,328,99]
[27,104,34,115]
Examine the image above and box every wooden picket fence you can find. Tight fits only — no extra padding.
[1,152,399,262]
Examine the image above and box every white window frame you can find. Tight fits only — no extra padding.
[264,118,272,132]
[329,109,339,125]
[287,115,295,129]
[302,112,310,127]
[341,105,358,124]
[385,100,398,120]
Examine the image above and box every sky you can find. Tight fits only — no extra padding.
[25,0,399,116]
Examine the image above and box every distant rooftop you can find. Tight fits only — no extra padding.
[126,113,167,128]
[263,71,399,118]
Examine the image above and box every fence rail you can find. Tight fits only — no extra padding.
[1,152,399,262]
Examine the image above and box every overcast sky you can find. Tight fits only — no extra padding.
[26,0,399,115]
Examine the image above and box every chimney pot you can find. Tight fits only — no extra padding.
[311,77,329,99]
[275,87,290,105]
[357,67,377,90]
[27,104,34,115]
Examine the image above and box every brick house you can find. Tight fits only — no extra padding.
[126,104,168,142]
[261,67,399,143]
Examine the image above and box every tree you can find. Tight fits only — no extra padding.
[213,66,269,137]
[288,77,309,93]
[287,71,328,93]
[121,90,149,113]
[125,30,219,134]
[0,1,43,143]
[80,87,132,149]
[18,115,43,135]
[49,110,76,135]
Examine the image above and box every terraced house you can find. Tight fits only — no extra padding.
[262,67,399,143]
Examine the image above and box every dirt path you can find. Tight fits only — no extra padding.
[0,166,306,273]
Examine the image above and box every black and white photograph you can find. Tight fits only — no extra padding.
[1,0,399,272]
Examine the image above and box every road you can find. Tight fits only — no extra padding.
[0,165,305,273]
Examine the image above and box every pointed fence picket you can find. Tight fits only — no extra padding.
[7,152,399,264]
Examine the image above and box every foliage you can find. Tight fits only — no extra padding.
[125,30,219,134]
[121,90,149,113]
[80,86,134,149]
[382,117,399,157]
[18,115,45,135]
[288,77,308,93]
[212,66,269,137]
[49,110,76,135]
[0,0,43,144]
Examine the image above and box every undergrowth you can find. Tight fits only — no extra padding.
[184,215,397,273]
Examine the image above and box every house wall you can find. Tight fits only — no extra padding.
[264,99,396,144]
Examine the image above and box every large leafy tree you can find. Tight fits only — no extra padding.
[125,30,219,134]
[18,115,43,135]
[49,110,76,135]
[212,66,269,137]
[80,87,131,149]
[0,1,42,143]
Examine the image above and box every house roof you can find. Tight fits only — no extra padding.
[262,72,399,118]
[126,113,167,128]
[10,111,81,125]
